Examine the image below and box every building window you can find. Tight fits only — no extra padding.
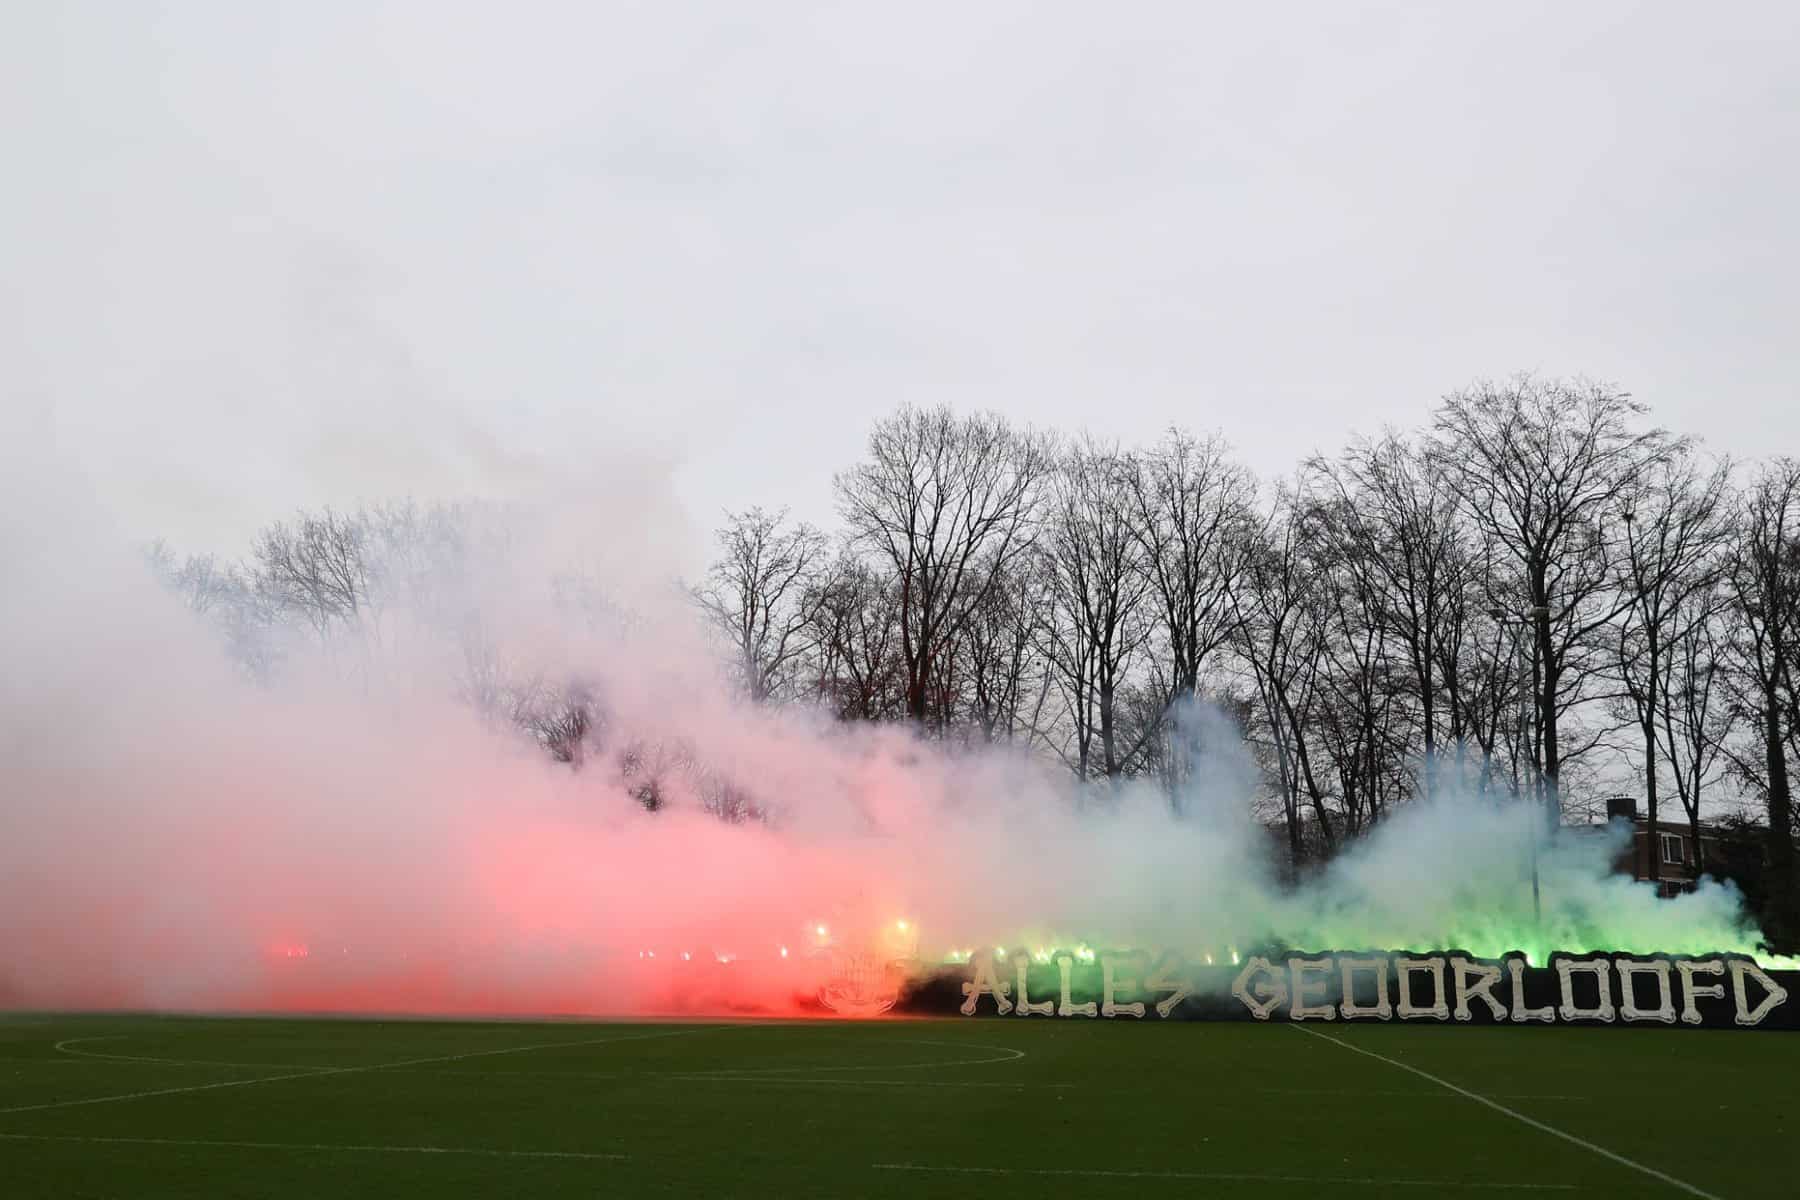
[1660,832,1683,866]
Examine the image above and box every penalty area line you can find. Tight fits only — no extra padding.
[1287,1023,1722,1200]
[0,1131,623,1161]
[872,1164,1576,1190]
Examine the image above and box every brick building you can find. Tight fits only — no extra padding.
[1596,796,1737,897]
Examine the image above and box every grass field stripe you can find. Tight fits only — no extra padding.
[1287,1023,1722,1200]
[666,1074,1062,1089]
[7,1027,704,1115]
[54,1035,341,1072]
[0,1132,624,1160]
[679,1037,1027,1075]
[1259,1088,1590,1100]
[368,1025,706,1071]
[872,1163,1577,1189]
[0,1065,354,1114]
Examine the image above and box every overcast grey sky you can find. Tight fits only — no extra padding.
[4,2,1796,557]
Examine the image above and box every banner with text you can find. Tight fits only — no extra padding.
[904,950,1796,1030]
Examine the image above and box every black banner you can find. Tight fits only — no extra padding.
[901,949,1798,1030]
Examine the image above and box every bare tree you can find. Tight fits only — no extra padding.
[1308,505,1409,833]
[835,405,1051,725]
[253,508,376,642]
[1233,495,1332,861]
[1126,430,1255,701]
[1125,430,1256,798]
[1437,585,1518,796]
[806,555,906,721]
[1039,439,1154,779]
[1723,461,1800,948]
[360,498,491,645]
[1431,376,1676,820]
[1661,601,1733,878]
[516,676,602,766]
[140,390,1800,884]
[957,559,1052,745]
[617,738,689,812]
[1306,433,1468,798]
[145,540,282,682]
[1610,451,1735,882]
[693,766,764,823]
[692,508,830,702]
[145,541,233,617]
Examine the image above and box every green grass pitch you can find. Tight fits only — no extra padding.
[1,1013,1792,1198]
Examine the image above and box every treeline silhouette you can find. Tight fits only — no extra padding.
[146,375,1800,948]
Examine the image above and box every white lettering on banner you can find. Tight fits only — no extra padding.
[1510,957,1556,1023]
[1231,957,1287,1020]
[1676,959,1725,1026]
[1729,960,1790,1026]
[949,950,1790,1027]
[1288,958,1336,1021]
[1145,954,1192,1019]
[1451,956,1507,1022]
[1057,956,1097,1018]
[1617,959,1676,1024]
[1395,956,1449,1021]
[1013,953,1054,1017]
[1555,959,1616,1023]
[1337,956,1393,1020]
[1100,954,1146,1019]
[959,950,1012,1016]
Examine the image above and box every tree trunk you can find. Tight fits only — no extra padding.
[1764,688,1797,949]
[906,630,930,724]
[1644,717,1661,884]
[1533,605,1561,827]
[1420,674,1437,801]
[1099,679,1119,779]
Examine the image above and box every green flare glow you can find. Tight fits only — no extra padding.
[920,806,1800,971]
[951,935,1797,971]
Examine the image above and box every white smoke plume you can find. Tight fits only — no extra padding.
[0,419,1777,1020]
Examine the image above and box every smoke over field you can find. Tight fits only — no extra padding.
[4,1,1797,1025]
[0,432,1782,1022]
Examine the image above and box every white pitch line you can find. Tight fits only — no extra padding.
[1259,1088,1589,1101]
[1288,1023,1722,1200]
[38,1029,1021,1088]
[0,1131,623,1161]
[52,1040,640,1080]
[873,1163,1577,1190]
[0,1064,353,1116]
[680,1037,1026,1075]
[666,1074,1064,1089]
[55,1036,340,1072]
[5,1027,702,1116]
